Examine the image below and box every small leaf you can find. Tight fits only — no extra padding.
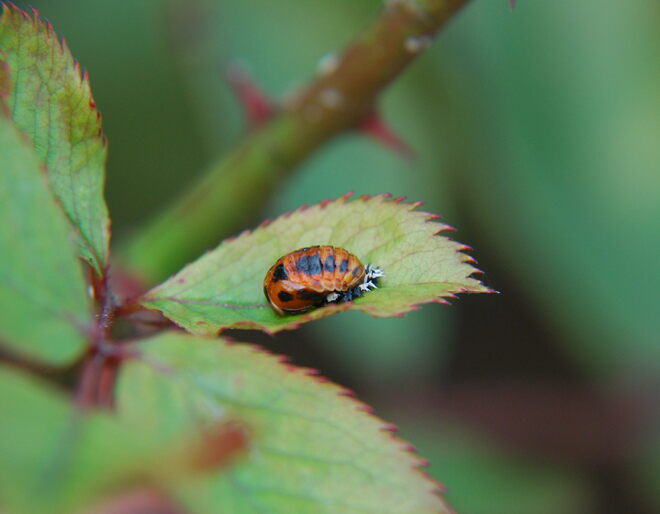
[141,194,487,334]
[117,331,451,513]
[0,106,90,363]
[0,4,110,275]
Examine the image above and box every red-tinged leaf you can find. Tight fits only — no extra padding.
[115,332,452,513]
[0,4,110,275]
[140,194,488,335]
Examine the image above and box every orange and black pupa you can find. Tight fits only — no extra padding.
[263,245,384,316]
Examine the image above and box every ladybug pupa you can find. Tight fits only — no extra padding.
[263,246,384,316]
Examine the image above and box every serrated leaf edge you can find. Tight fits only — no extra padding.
[0,2,110,275]
[142,192,491,335]
[132,333,453,512]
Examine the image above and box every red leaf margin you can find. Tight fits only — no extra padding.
[0,2,111,276]
[0,3,107,143]
[142,192,492,336]
[128,333,456,513]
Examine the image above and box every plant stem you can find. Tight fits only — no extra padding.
[119,0,470,284]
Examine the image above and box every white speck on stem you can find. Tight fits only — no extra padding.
[319,88,343,109]
[404,35,433,53]
[317,53,339,76]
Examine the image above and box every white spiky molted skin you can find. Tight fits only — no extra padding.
[324,264,384,304]
[359,264,384,292]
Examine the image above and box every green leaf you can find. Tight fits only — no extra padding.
[0,4,110,275]
[117,331,450,513]
[2,332,450,513]
[0,106,90,364]
[0,367,157,514]
[141,194,487,334]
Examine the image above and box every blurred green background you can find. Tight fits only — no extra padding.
[16,0,659,512]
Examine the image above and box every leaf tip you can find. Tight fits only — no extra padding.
[436,222,456,233]
[1,2,17,19]
[356,403,374,414]
[403,442,418,453]
[338,388,356,398]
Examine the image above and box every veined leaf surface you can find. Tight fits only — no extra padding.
[116,332,451,513]
[0,4,110,274]
[0,105,90,363]
[142,194,487,334]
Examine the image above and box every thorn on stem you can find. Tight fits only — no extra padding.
[358,110,414,161]
[225,63,274,129]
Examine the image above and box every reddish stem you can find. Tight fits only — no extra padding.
[75,352,105,409]
[75,265,125,409]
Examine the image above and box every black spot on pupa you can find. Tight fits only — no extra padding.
[277,291,294,302]
[340,259,349,272]
[351,267,361,277]
[324,255,335,272]
[272,264,288,282]
[308,254,322,275]
[297,289,325,303]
